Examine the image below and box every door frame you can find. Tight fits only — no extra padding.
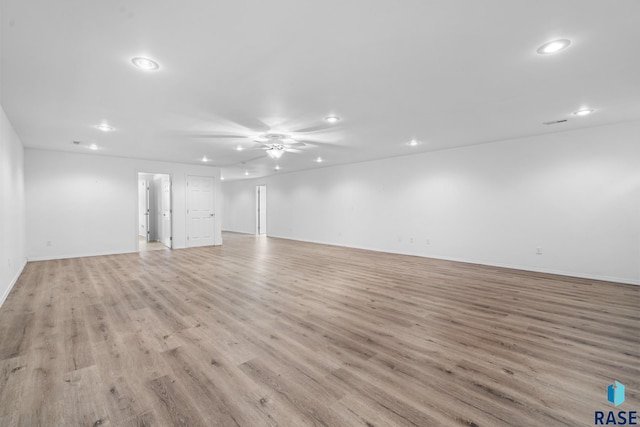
[256,184,267,235]
[160,175,173,248]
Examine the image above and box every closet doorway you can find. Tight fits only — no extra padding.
[138,173,172,251]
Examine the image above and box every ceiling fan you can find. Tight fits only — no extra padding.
[183,118,343,164]
[252,132,306,160]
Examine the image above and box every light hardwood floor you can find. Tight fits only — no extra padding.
[0,232,638,426]
[138,237,170,252]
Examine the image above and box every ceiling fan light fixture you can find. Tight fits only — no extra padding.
[266,145,285,159]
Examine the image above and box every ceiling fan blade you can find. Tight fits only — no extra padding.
[295,140,350,150]
[291,123,333,133]
[219,113,270,133]
[239,155,265,164]
[287,140,307,147]
[190,134,247,139]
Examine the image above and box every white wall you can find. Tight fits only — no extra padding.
[223,121,640,285]
[26,149,222,260]
[223,179,260,234]
[0,106,27,306]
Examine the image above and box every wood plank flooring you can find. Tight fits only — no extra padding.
[0,232,638,426]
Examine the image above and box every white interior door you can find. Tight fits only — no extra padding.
[187,175,215,247]
[161,175,172,248]
[144,182,150,242]
[138,179,147,238]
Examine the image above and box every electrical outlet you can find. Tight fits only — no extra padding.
[46,241,52,247]
[7,258,11,267]
[426,239,430,245]
[536,247,542,255]
[410,237,414,243]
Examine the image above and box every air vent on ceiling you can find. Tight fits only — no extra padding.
[543,119,568,125]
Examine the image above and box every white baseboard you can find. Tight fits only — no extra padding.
[27,249,138,262]
[0,259,27,309]
[267,235,639,286]
[422,255,640,286]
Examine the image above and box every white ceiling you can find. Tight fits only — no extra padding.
[2,0,639,181]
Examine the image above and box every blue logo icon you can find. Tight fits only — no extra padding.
[608,381,625,407]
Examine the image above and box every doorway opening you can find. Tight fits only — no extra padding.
[138,173,172,251]
[256,185,267,235]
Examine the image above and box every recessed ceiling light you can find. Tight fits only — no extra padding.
[202,156,208,162]
[408,139,419,146]
[537,39,571,54]
[95,124,113,132]
[244,171,249,176]
[573,108,594,116]
[316,157,323,163]
[89,144,98,150]
[324,115,340,124]
[220,176,225,181]
[131,57,160,71]
[275,165,280,171]
[236,146,244,151]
